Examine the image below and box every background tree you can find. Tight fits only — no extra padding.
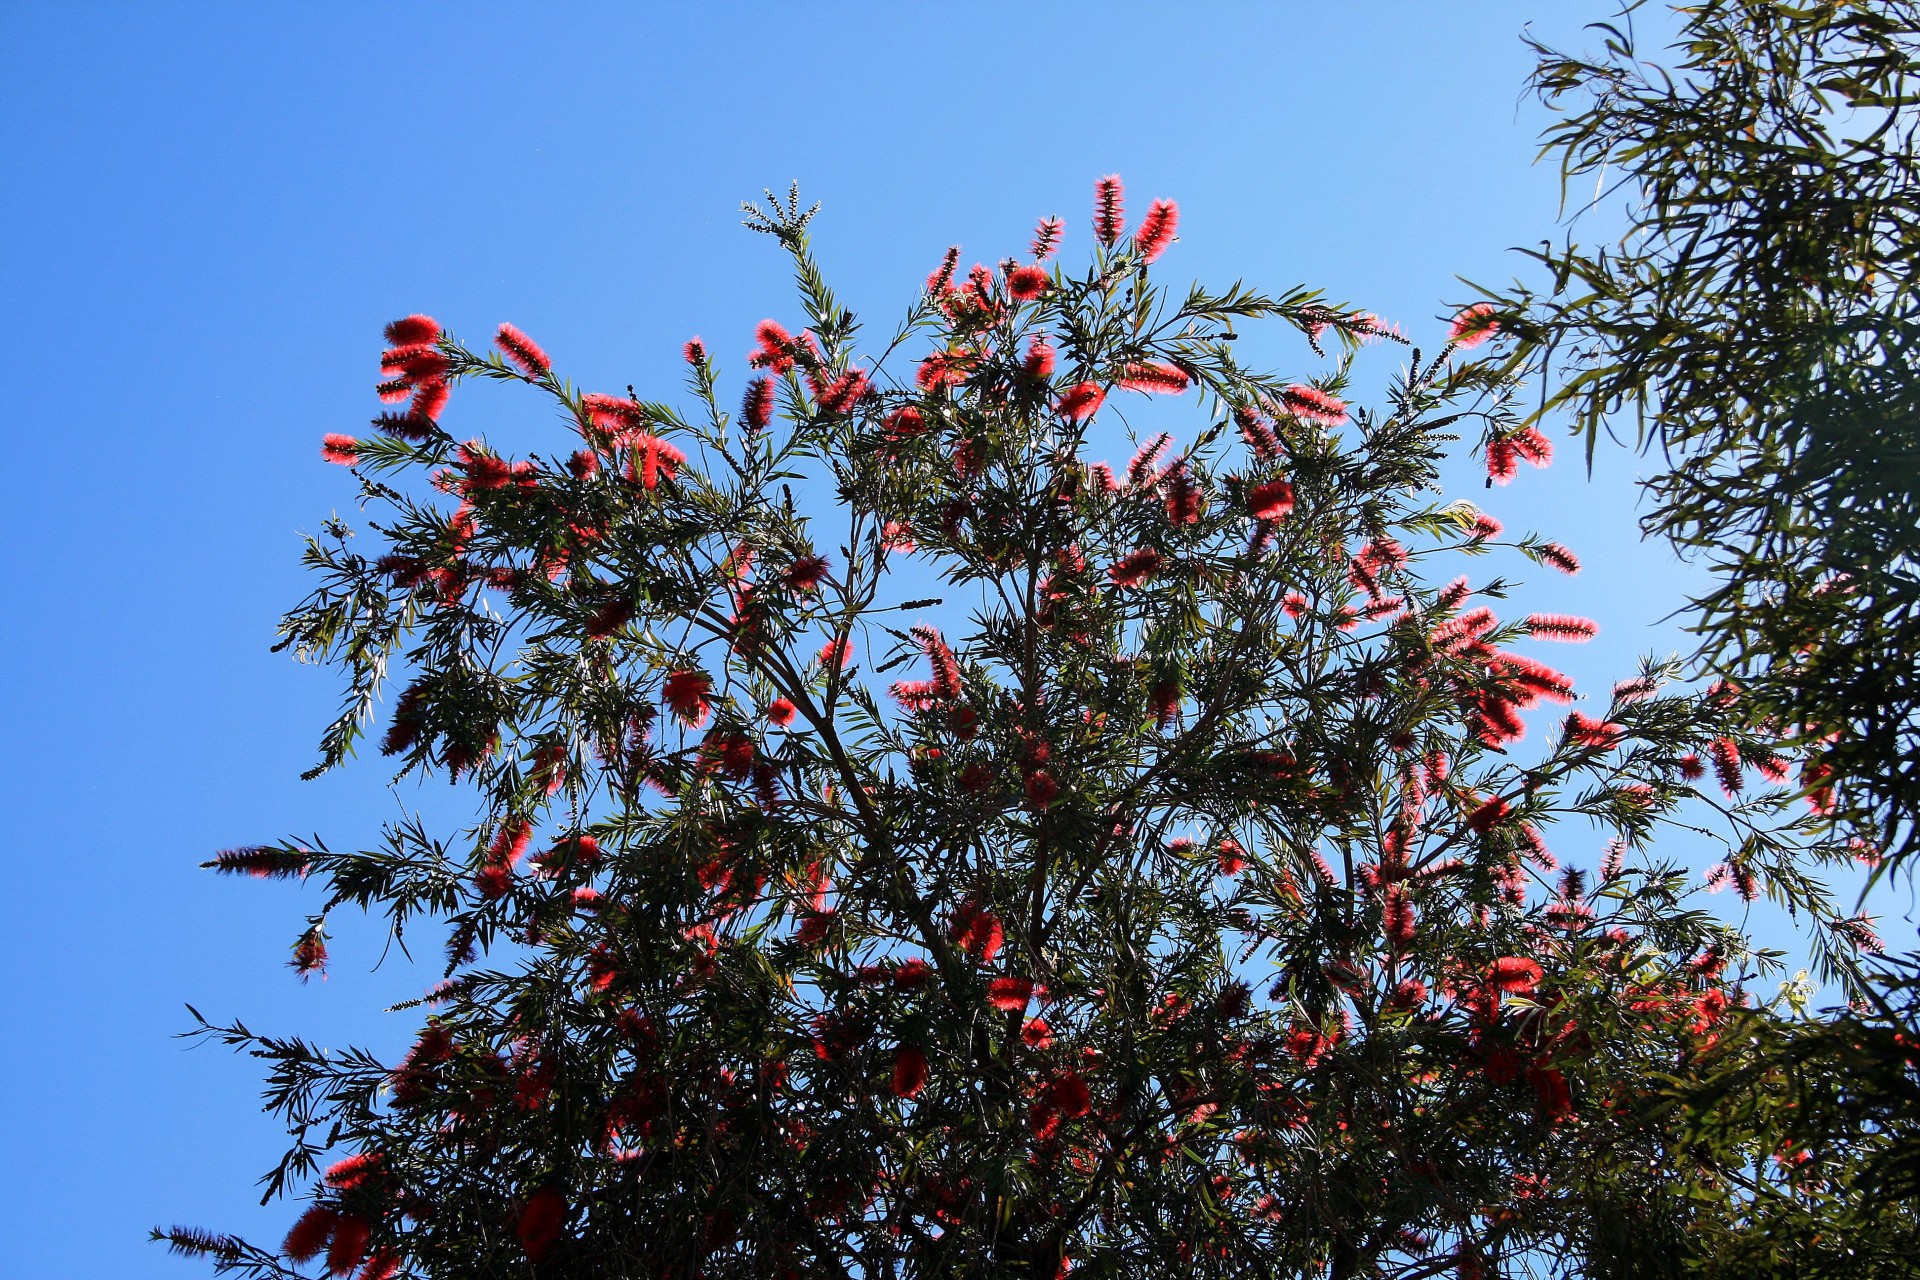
[158,179,1881,1279]
[1483,0,1920,868]
[1474,5,1920,1274]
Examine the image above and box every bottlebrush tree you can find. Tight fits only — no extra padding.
[161,179,1879,1280]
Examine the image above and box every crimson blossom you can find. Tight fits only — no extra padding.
[160,179,1872,1280]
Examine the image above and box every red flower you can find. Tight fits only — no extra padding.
[1006,264,1050,300]
[326,1214,370,1278]
[410,378,450,422]
[925,246,960,296]
[1093,175,1126,245]
[989,976,1035,1012]
[1055,381,1105,422]
[1487,435,1519,484]
[749,319,795,372]
[1708,736,1744,795]
[1031,215,1064,260]
[1467,795,1510,834]
[1535,542,1581,575]
[1132,198,1179,262]
[1048,1071,1092,1117]
[1511,425,1553,468]
[1468,511,1503,540]
[683,336,707,366]
[1383,887,1416,948]
[950,899,1004,963]
[1564,711,1625,749]
[290,926,328,981]
[767,697,797,727]
[1024,768,1060,810]
[1119,361,1189,394]
[1022,1018,1054,1049]
[892,1043,929,1098]
[321,434,360,466]
[383,314,440,346]
[741,377,775,432]
[1280,384,1347,426]
[1127,432,1172,486]
[1024,336,1057,381]
[628,432,686,490]
[1247,478,1294,521]
[1449,303,1499,349]
[283,1205,339,1263]
[494,323,551,378]
[1235,405,1280,460]
[1217,838,1248,876]
[1108,548,1164,588]
[1526,613,1598,641]
[359,1251,402,1280]
[518,1187,566,1261]
[819,636,853,670]
[663,669,712,728]
[1488,956,1542,994]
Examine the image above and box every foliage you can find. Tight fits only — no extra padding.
[1481,0,1920,867]
[163,179,1884,1279]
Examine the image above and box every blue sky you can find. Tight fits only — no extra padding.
[4,3,1898,1275]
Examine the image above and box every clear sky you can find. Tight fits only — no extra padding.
[4,3,1897,1275]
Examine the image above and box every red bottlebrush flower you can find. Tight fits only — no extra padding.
[1382,886,1416,948]
[473,864,513,899]
[1511,425,1553,469]
[766,697,797,728]
[567,449,600,480]
[1435,578,1473,613]
[1534,542,1581,575]
[1708,736,1744,795]
[892,1043,929,1099]
[375,376,412,403]
[913,624,964,700]
[1448,303,1499,349]
[1132,198,1179,262]
[1127,432,1173,486]
[1022,1017,1054,1049]
[925,246,961,296]
[894,958,932,989]
[494,323,551,378]
[320,434,360,466]
[784,554,830,592]
[1118,361,1190,394]
[988,976,1035,1012]
[358,1251,402,1280]
[1527,613,1599,642]
[581,391,643,436]
[816,369,869,414]
[1049,1071,1093,1117]
[283,1205,339,1263]
[1006,264,1050,300]
[410,378,450,422]
[1467,795,1511,834]
[1235,405,1281,460]
[208,845,310,879]
[884,406,928,441]
[1108,547,1164,588]
[1161,462,1202,524]
[1487,436,1519,484]
[1093,175,1126,245]
[290,926,328,981]
[1247,477,1294,521]
[663,669,712,728]
[1488,956,1542,994]
[1024,768,1060,810]
[1564,711,1625,750]
[741,376,775,433]
[1283,591,1308,619]
[518,1188,566,1261]
[748,319,796,373]
[371,411,434,443]
[917,348,971,391]
[1217,838,1248,876]
[628,432,687,490]
[380,343,448,382]
[1149,681,1180,728]
[1088,461,1120,494]
[1280,383,1348,426]
[880,519,916,552]
[1023,335,1057,381]
[818,636,853,670]
[1055,380,1105,422]
[683,336,707,366]
[1031,215,1064,260]
[383,314,440,346]
[950,899,1004,963]
[326,1214,369,1278]
[1468,511,1503,541]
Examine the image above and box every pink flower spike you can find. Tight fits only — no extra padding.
[495,323,551,378]
[1132,199,1178,263]
[1449,303,1499,349]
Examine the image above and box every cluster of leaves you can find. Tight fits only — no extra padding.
[162,180,1886,1279]
[1482,0,1920,868]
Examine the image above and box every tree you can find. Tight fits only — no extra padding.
[159,178,1880,1279]
[1481,0,1920,868]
